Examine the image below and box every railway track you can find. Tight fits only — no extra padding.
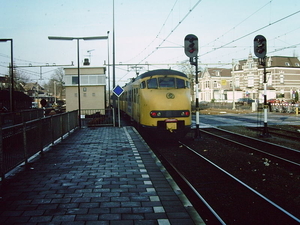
[248,126,300,143]
[201,127,300,169]
[141,129,300,224]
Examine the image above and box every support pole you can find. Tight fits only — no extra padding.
[10,40,14,112]
[77,39,82,129]
[261,57,270,137]
[191,56,201,140]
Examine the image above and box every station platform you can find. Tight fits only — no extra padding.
[0,126,203,225]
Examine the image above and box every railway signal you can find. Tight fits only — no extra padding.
[184,34,198,58]
[184,34,200,140]
[253,35,270,137]
[254,35,267,58]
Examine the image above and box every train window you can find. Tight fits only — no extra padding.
[176,78,185,88]
[147,78,158,89]
[158,77,175,88]
[140,81,146,89]
[186,81,190,88]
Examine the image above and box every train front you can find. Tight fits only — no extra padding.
[139,71,191,137]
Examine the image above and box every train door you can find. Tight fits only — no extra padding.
[132,87,140,123]
[136,88,140,123]
[127,88,133,119]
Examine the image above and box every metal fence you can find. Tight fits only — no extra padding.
[0,109,44,127]
[81,108,114,127]
[198,102,253,111]
[0,110,78,181]
[270,103,299,114]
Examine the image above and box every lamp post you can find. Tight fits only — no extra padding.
[107,31,111,107]
[48,36,108,128]
[0,39,14,112]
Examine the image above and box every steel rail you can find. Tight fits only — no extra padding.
[167,158,226,225]
[179,141,300,223]
[202,127,300,167]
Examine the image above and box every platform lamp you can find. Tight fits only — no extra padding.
[0,39,14,112]
[48,36,108,128]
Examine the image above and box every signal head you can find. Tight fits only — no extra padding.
[184,34,198,57]
[254,35,267,58]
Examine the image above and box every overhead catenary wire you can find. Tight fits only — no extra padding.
[126,0,203,65]
[123,0,179,63]
[203,0,273,48]
[200,10,300,57]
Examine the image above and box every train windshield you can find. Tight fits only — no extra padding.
[159,77,175,88]
[176,78,185,88]
[147,78,158,89]
[147,77,189,89]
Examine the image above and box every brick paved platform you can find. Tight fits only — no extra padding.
[0,126,203,225]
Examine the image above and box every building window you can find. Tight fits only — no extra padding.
[82,76,88,84]
[92,93,95,97]
[295,63,300,67]
[259,73,263,84]
[280,72,284,84]
[214,81,218,88]
[285,62,290,66]
[72,76,78,84]
[248,75,254,87]
[267,73,272,86]
[83,93,87,97]
[235,77,240,87]
[205,81,210,88]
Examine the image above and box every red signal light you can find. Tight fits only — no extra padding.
[150,111,157,117]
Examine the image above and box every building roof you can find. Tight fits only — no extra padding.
[203,68,232,77]
[236,55,300,70]
[267,56,300,68]
[0,76,10,83]
[23,82,44,91]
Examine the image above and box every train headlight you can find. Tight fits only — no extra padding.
[150,111,162,118]
[181,111,190,117]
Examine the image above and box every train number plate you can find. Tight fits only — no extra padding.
[166,122,177,130]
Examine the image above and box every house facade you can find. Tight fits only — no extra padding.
[64,67,106,113]
[199,67,233,102]
[199,54,300,103]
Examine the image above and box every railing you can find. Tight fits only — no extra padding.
[0,110,78,181]
[0,109,44,127]
[270,103,299,114]
[81,108,114,127]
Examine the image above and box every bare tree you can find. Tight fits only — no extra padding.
[46,68,65,100]
[178,60,198,104]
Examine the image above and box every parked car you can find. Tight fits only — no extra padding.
[267,99,278,103]
[236,98,255,105]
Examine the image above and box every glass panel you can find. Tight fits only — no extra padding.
[186,81,190,88]
[72,76,78,84]
[81,76,88,84]
[176,78,185,88]
[89,76,97,84]
[158,77,175,88]
[140,81,146,89]
[147,78,158,89]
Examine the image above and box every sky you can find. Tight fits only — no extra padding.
[0,0,300,87]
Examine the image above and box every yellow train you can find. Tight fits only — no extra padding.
[120,69,191,137]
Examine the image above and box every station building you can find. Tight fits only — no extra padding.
[63,67,106,113]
